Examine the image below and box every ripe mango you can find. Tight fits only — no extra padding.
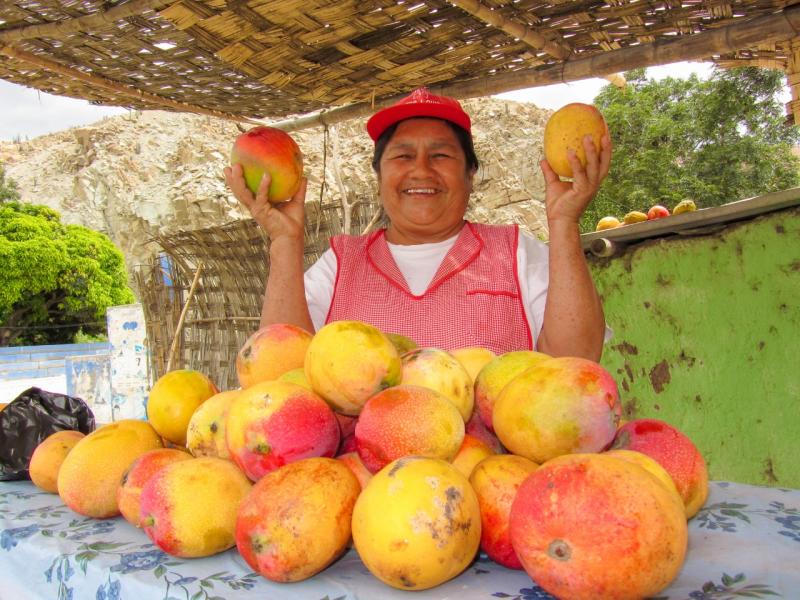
[493,356,620,463]
[230,126,304,202]
[352,457,481,590]
[400,347,474,421]
[117,448,192,527]
[236,323,312,389]
[623,210,648,224]
[146,369,218,446]
[672,199,697,214]
[186,389,240,459]
[510,453,687,599]
[305,320,402,415]
[141,457,251,557]
[29,430,85,493]
[57,420,163,518]
[596,216,621,231]
[236,458,359,582]
[544,103,607,178]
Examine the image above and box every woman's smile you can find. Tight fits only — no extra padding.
[378,118,475,244]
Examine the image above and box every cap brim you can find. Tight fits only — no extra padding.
[367,103,471,141]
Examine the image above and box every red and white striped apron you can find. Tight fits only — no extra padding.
[325,221,532,353]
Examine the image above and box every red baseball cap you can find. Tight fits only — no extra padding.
[366,87,472,142]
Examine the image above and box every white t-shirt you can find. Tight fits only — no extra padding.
[304,229,550,341]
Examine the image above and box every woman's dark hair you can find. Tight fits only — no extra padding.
[371,119,479,174]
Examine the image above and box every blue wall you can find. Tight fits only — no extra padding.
[0,342,110,381]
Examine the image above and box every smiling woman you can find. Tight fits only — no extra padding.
[376,118,473,244]
[225,87,611,360]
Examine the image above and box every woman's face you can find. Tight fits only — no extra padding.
[378,118,475,244]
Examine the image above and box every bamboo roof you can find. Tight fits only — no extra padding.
[2,0,800,130]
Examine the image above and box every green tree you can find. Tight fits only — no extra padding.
[0,163,19,202]
[0,201,135,346]
[583,67,800,231]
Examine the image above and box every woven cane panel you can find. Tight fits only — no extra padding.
[137,199,382,389]
[1,1,796,120]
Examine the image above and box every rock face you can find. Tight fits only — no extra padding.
[1,97,551,272]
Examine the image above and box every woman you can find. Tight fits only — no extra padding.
[225,88,611,360]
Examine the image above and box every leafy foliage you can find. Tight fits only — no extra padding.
[0,201,135,346]
[583,67,800,232]
[0,163,20,202]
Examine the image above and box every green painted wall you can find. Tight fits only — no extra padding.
[589,206,800,488]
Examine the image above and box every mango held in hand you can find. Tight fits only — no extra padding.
[57,420,163,518]
[493,356,620,463]
[230,126,303,202]
[236,458,360,582]
[304,320,402,415]
[544,102,607,178]
[352,457,481,591]
[510,453,688,600]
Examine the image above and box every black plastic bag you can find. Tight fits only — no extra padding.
[0,387,95,481]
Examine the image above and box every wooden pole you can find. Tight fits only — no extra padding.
[786,39,800,125]
[446,0,572,60]
[447,0,626,88]
[266,6,800,133]
[0,0,173,43]
[165,261,204,373]
[361,208,385,235]
[183,317,260,324]
[0,45,262,126]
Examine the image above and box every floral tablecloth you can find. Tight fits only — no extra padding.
[1,480,798,600]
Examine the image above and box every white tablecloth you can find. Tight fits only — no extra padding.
[1,480,798,599]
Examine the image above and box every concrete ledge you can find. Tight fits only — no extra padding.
[0,366,67,379]
[0,348,109,363]
[0,359,65,370]
[581,187,800,254]
[0,342,110,357]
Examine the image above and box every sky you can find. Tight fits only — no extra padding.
[0,61,786,142]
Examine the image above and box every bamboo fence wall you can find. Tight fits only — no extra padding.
[134,199,383,390]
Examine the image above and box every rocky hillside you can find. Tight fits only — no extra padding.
[0,97,551,273]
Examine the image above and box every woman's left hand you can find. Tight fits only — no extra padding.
[541,133,612,225]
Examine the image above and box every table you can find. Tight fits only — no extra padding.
[1,480,798,599]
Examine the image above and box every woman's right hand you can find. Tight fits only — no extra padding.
[224,163,307,242]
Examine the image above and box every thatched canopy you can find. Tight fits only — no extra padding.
[3,1,800,130]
